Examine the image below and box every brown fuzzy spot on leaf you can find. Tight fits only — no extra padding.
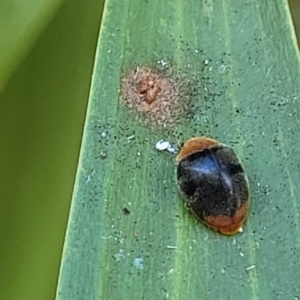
[121,66,182,127]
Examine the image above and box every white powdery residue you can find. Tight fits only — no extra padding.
[86,170,95,183]
[157,59,167,67]
[246,265,256,271]
[155,139,177,154]
[134,258,144,269]
[127,135,135,141]
[156,139,171,151]
[166,246,177,249]
[167,145,177,154]
[113,250,125,262]
[168,268,174,275]
[218,63,227,74]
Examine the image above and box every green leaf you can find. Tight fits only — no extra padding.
[0,0,64,89]
[56,0,300,299]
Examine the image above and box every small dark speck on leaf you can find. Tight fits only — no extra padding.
[99,151,107,160]
[122,207,130,215]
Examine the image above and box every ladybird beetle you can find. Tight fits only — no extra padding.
[176,137,249,235]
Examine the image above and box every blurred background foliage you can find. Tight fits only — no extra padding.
[0,1,299,299]
[0,0,104,299]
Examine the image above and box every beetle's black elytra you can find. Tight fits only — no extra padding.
[176,137,249,235]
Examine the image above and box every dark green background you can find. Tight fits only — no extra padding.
[0,1,299,299]
[0,0,104,299]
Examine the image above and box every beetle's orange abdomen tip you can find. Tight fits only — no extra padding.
[204,203,248,235]
[220,227,243,236]
[216,220,246,236]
